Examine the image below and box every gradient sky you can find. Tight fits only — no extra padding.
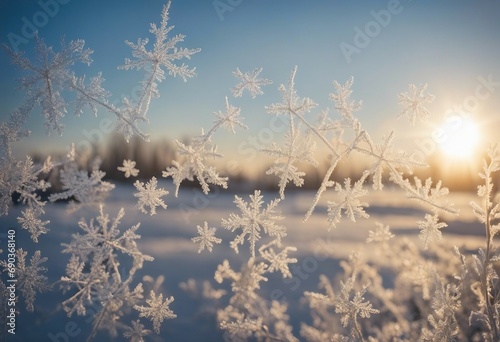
[1,0,500,165]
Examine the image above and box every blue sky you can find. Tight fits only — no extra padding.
[1,0,500,163]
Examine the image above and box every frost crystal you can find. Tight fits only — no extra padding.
[123,320,152,342]
[214,259,268,306]
[222,190,286,257]
[259,240,297,278]
[329,76,362,130]
[335,277,379,331]
[4,34,93,134]
[327,174,369,229]
[134,290,176,334]
[120,0,200,82]
[117,0,200,140]
[220,317,263,340]
[213,97,247,134]
[266,66,317,117]
[17,207,50,243]
[418,214,447,249]
[1,155,51,216]
[164,96,246,196]
[231,67,272,98]
[60,205,156,338]
[366,222,394,243]
[49,156,114,212]
[262,130,317,199]
[134,177,168,215]
[163,133,227,196]
[192,221,222,253]
[422,278,461,341]
[398,84,435,126]
[118,159,139,178]
[401,177,457,215]
[0,249,51,312]
[0,154,52,242]
[62,205,153,269]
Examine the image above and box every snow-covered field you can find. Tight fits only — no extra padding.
[3,180,486,341]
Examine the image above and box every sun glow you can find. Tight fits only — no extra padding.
[438,116,480,159]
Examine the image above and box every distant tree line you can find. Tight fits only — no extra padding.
[30,133,495,195]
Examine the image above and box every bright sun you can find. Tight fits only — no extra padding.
[438,116,480,159]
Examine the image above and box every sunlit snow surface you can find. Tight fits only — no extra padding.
[4,180,485,341]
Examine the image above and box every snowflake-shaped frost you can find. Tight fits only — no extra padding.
[120,0,200,81]
[60,205,152,331]
[335,277,379,330]
[401,177,457,215]
[163,133,227,196]
[363,132,396,190]
[49,157,114,212]
[222,190,286,257]
[118,0,200,137]
[123,320,153,342]
[366,222,394,243]
[262,131,318,199]
[134,290,176,334]
[231,67,272,98]
[17,207,50,243]
[259,240,297,278]
[220,317,263,340]
[213,97,248,134]
[418,214,447,249]
[1,155,51,216]
[118,159,139,178]
[62,205,153,268]
[266,66,317,117]
[398,83,435,126]
[327,175,369,229]
[192,221,222,253]
[4,34,93,135]
[0,249,51,312]
[214,259,268,306]
[134,177,168,215]
[329,76,362,130]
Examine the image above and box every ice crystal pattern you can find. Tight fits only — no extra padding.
[336,277,379,331]
[163,97,247,196]
[58,206,169,339]
[418,214,447,249]
[0,249,51,312]
[327,173,369,229]
[4,0,200,142]
[134,291,176,334]
[118,0,200,140]
[118,159,140,178]
[213,97,248,134]
[123,320,152,342]
[262,131,318,199]
[17,208,50,243]
[222,190,286,257]
[163,134,227,196]
[398,83,435,126]
[231,67,272,98]
[4,34,93,135]
[134,177,168,215]
[259,240,297,278]
[192,221,222,253]
[49,156,114,212]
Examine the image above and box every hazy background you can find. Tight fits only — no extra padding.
[2,2,500,340]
